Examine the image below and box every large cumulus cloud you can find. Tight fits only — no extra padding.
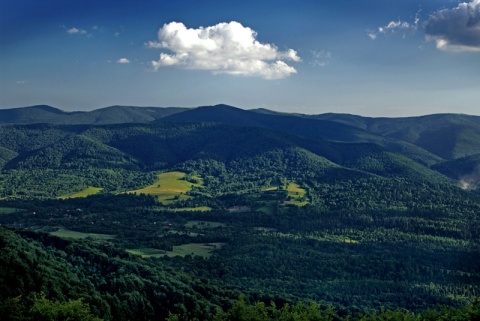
[148,21,300,79]
[425,0,480,51]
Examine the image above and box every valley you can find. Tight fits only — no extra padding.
[0,104,479,320]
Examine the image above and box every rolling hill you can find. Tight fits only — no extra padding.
[0,105,188,125]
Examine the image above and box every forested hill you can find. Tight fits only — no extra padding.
[1,104,480,320]
[0,121,455,198]
[0,105,189,125]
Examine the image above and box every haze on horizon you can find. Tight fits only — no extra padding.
[1,0,480,117]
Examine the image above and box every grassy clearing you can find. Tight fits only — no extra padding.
[59,186,103,199]
[284,182,309,206]
[263,180,309,207]
[185,221,226,229]
[48,227,115,240]
[126,248,167,258]
[166,243,225,258]
[129,171,203,204]
[127,243,225,258]
[169,206,212,212]
[0,207,20,214]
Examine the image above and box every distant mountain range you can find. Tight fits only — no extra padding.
[0,105,189,125]
[0,104,479,197]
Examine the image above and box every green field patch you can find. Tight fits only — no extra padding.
[47,227,115,240]
[126,248,167,258]
[129,171,203,205]
[166,243,226,258]
[0,207,20,214]
[169,206,212,212]
[284,181,309,206]
[262,181,309,207]
[59,186,103,199]
[185,220,226,229]
[127,243,225,258]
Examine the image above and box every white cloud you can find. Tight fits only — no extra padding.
[117,58,131,64]
[67,27,87,35]
[369,11,420,40]
[425,0,480,51]
[148,21,300,79]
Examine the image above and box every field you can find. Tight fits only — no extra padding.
[48,227,115,240]
[0,207,20,214]
[284,181,308,206]
[128,243,225,258]
[59,186,103,199]
[169,206,212,212]
[129,171,203,204]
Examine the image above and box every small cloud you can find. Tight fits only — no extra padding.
[148,21,300,80]
[368,11,420,40]
[67,27,87,35]
[425,0,480,52]
[117,58,131,64]
[16,80,27,85]
[311,50,331,67]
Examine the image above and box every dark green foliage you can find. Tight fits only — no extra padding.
[0,105,189,125]
[2,105,480,320]
[0,226,235,321]
[315,113,480,160]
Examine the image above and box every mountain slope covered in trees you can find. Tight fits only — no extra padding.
[0,104,480,320]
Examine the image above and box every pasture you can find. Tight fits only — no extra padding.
[48,227,115,240]
[59,186,103,199]
[129,171,203,204]
[127,243,225,258]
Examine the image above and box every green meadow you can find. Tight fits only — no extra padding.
[284,181,308,206]
[59,186,103,199]
[128,243,225,258]
[129,171,203,204]
[48,227,115,240]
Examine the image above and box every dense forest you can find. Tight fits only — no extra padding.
[0,105,479,320]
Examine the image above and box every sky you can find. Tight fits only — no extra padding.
[1,0,480,116]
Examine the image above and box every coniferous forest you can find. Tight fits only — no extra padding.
[0,105,479,320]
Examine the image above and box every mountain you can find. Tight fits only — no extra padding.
[1,105,480,319]
[314,113,480,160]
[0,105,189,125]
[162,105,444,166]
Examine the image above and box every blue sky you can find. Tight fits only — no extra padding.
[1,0,479,116]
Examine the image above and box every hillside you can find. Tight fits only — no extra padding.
[314,113,480,160]
[0,104,480,320]
[0,105,188,125]
[162,105,444,166]
[0,121,455,198]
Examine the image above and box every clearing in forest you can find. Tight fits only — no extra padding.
[127,243,225,258]
[59,186,103,199]
[263,180,309,206]
[128,171,203,204]
[47,227,115,240]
